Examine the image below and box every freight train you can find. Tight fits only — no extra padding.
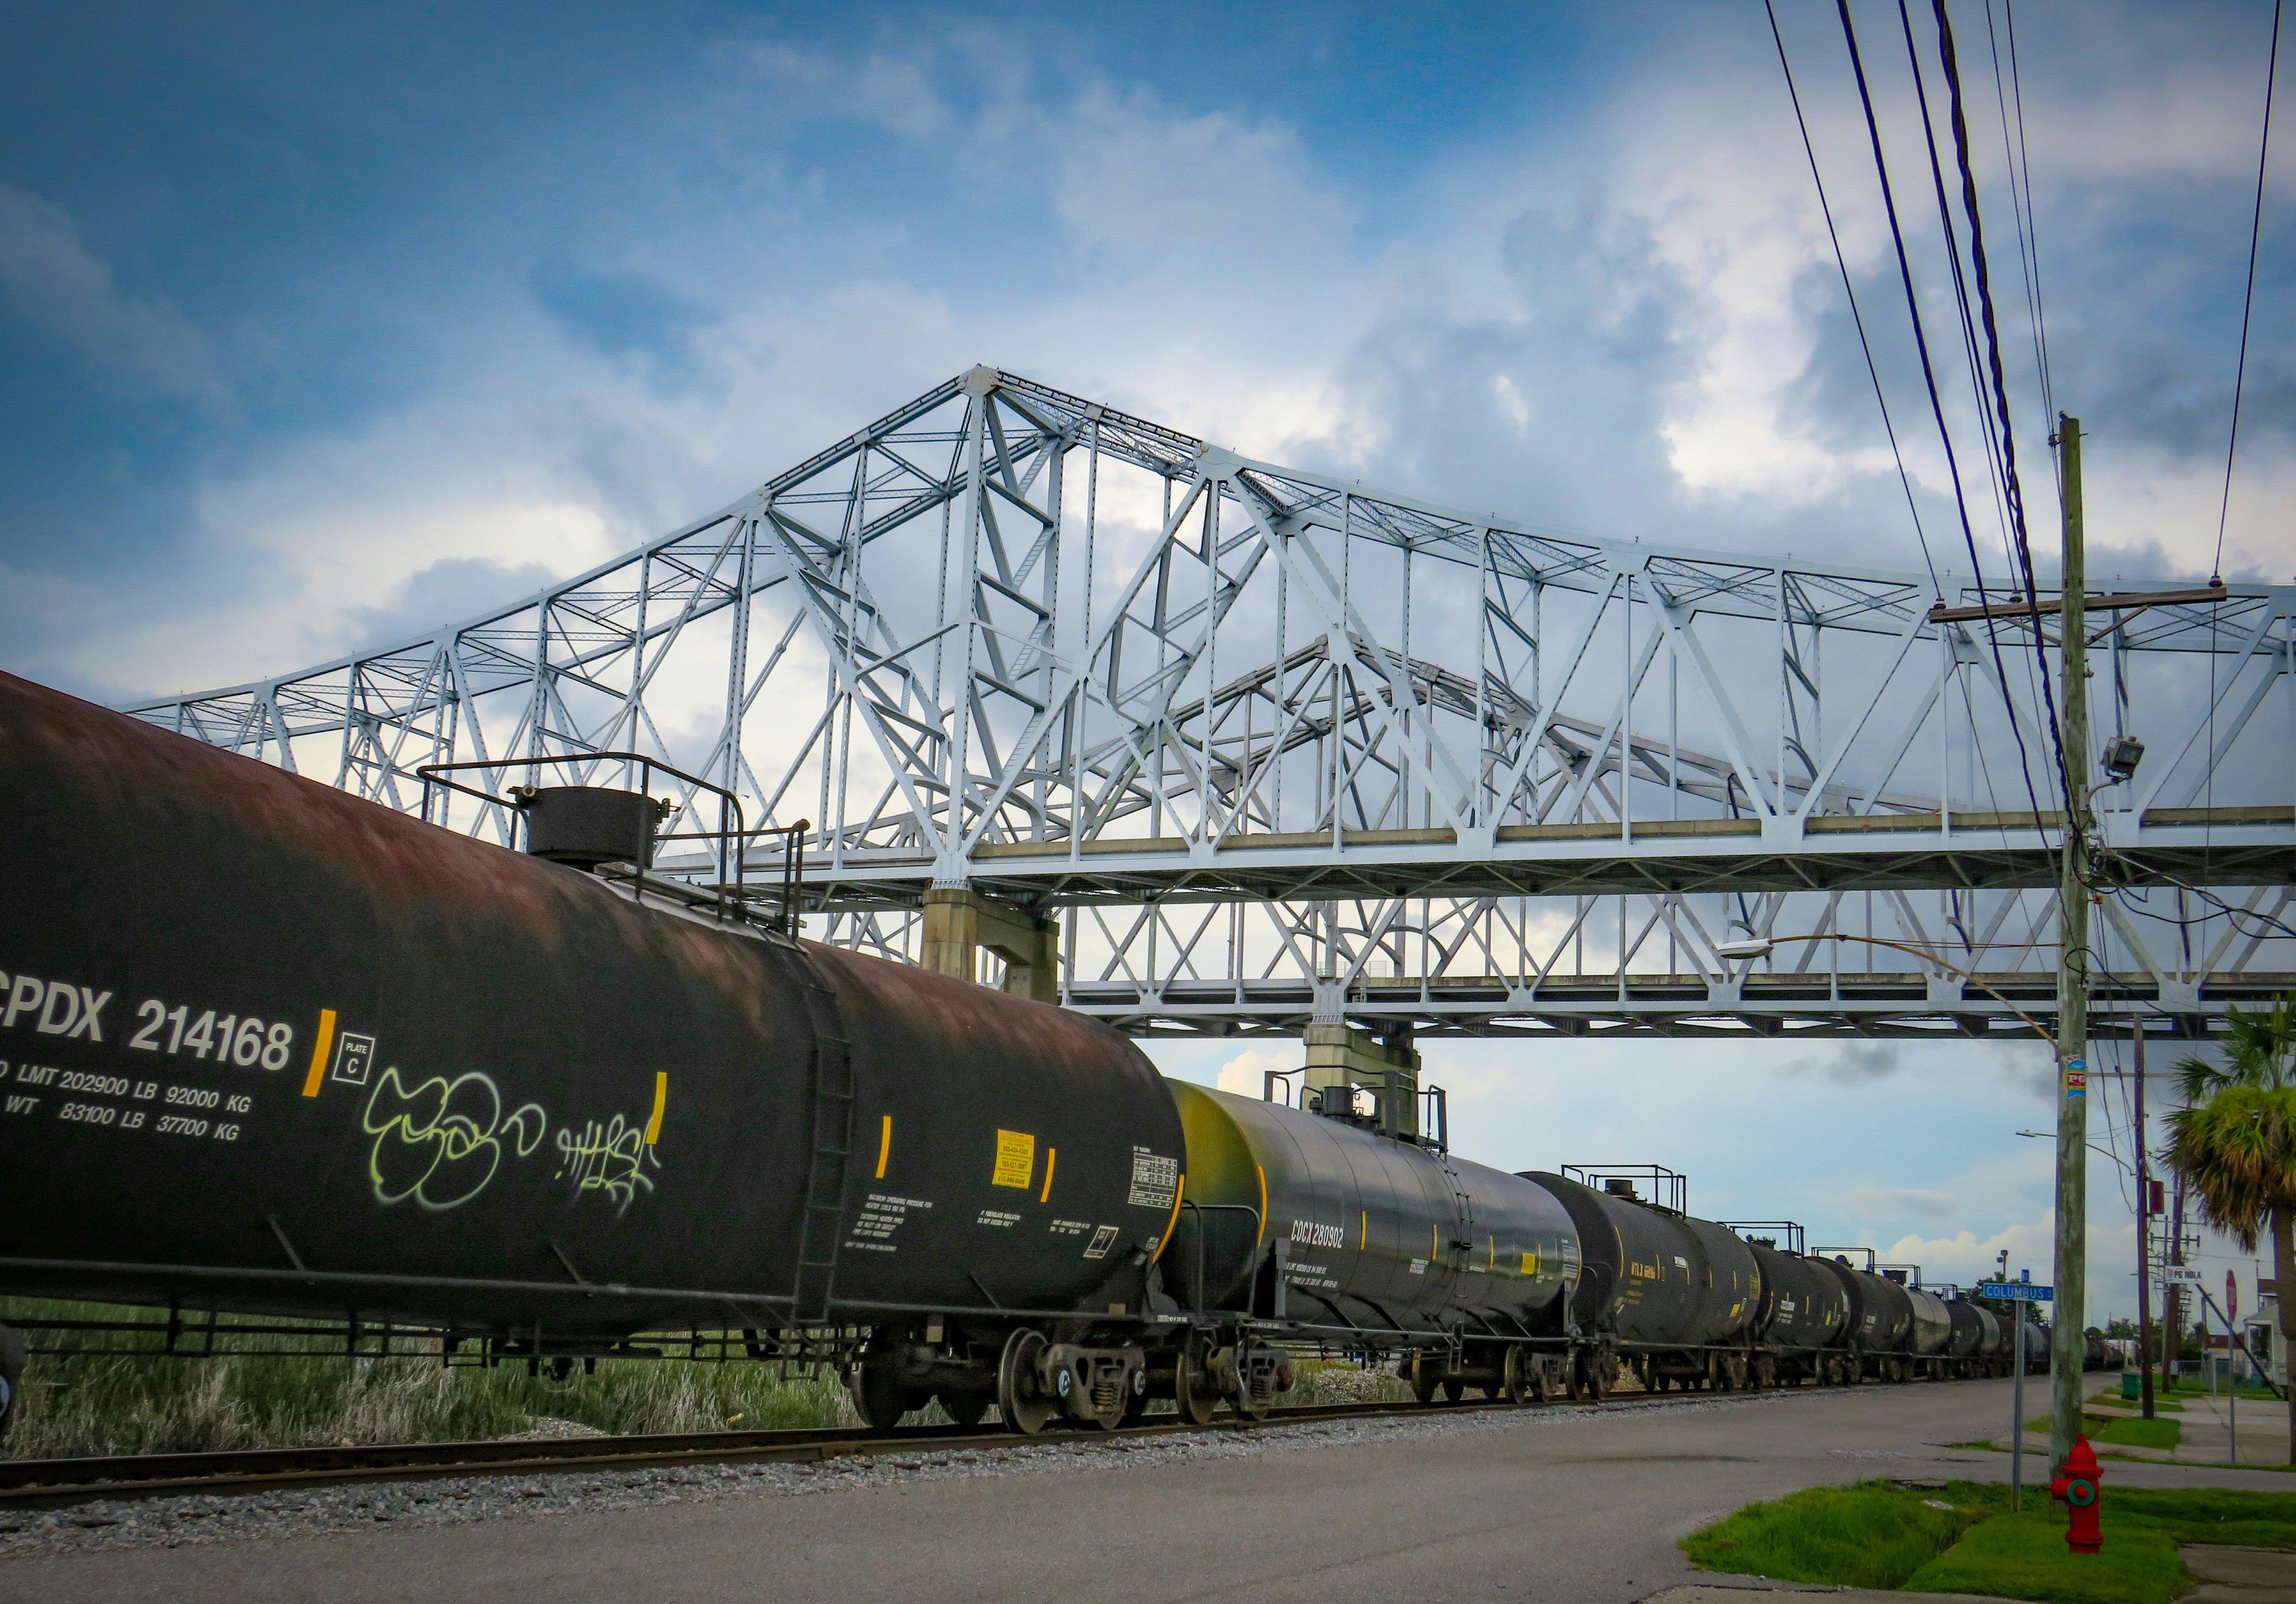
[0,672,2047,1441]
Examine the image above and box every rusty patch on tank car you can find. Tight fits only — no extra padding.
[0,671,774,1029]
[801,939,1150,1072]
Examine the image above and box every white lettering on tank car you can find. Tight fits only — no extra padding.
[127,997,295,1069]
[0,972,111,1041]
[331,1033,375,1085]
[1291,1219,1346,1249]
[1126,1149,1178,1210]
[848,1193,932,1249]
[1083,1225,1119,1259]
[975,1209,1020,1228]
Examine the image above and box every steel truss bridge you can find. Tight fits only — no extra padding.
[131,368,2295,1043]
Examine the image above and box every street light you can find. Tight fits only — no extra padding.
[2017,1130,2132,1176]
[1711,932,2057,1044]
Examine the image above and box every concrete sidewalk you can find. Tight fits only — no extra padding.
[2067,1387,2296,1468]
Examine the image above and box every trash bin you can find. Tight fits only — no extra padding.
[2122,1372,2141,1401]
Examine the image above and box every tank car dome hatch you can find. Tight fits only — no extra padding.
[511,784,673,870]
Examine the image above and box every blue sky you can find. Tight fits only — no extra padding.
[3,0,2289,1320]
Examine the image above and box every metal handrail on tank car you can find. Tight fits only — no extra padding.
[1560,1164,1687,1214]
[1257,1066,1450,1154]
[1720,1220,1807,1255]
[414,752,809,933]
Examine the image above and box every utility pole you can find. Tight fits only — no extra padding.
[2136,1024,2155,1419]
[2051,412,2091,1475]
[2169,1174,2190,1390]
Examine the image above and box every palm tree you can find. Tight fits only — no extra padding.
[2176,999,2296,1103]
[2169,1001,2296,1464]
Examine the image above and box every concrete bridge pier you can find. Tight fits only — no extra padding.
[920,887,1059,1004]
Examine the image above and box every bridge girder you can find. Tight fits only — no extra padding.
[128,368,2296,1042]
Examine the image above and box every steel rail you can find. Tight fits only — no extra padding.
[0,1377,2006,1510]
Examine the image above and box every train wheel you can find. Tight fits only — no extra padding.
[996,1328,1060,1436]
[1501,1347,1530,1406]
[939,1392,990,1428]
[1410,1353,1439,1405]
[850,1358,911,1431]
[1174,1332,1219,1426]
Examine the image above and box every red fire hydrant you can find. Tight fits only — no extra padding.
[2050,1435,2104,1554]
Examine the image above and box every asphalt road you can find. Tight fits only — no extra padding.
[9,1378,2284,1604]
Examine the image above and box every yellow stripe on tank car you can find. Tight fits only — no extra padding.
[301,1009,337,1099]
[1040,1147,1057,1202]
[875,1115,892,1179]
[1255,1166,1267,1249]
[645,1073,668,1145]
[1360,1211,1367,1250]
[1151,1174,1187,1264]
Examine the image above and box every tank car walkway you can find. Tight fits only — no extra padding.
[11,1379,2290,1604]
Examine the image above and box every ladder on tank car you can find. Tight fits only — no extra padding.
[773,939,856,1325]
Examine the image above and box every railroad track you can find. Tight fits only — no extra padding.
[0,1391,1714,1510]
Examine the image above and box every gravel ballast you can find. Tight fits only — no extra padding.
[0,1394,1787,1560]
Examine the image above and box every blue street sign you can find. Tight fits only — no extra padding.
[1978,1281,2054,1301]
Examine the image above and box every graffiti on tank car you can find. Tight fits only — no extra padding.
[554,1112,661,1216]
[362,1066,547,1211]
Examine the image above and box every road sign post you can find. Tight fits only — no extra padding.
[1981,1280,2055,1511]
[2013,1312,2025,1509]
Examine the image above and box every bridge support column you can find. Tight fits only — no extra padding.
[1302,1023,1421,1139]
[920,888,1059,1004]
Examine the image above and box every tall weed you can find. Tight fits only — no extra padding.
[1,1298,854,1461]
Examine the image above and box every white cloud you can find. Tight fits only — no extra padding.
[1211,1046,1297,1099]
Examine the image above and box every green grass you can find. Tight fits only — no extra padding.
[1904,1508,2181,1603]
[2098,1416,2181,1450]
[2094,1389,2183,1412]
[2017,1412,2179,1450]
[1909,1488,2296,1604]
[2,1297,857,1461]
[1687,1482,2296,1604]
[1679,1480,1999,1588]
[2026,1412,2114,1437]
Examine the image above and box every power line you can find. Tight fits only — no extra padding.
[1988,0,2055,436]
[2213,0,2284,584]
[1762,0,1941,585]
[1833,0,2052,828]
[1923,0,2078,831]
